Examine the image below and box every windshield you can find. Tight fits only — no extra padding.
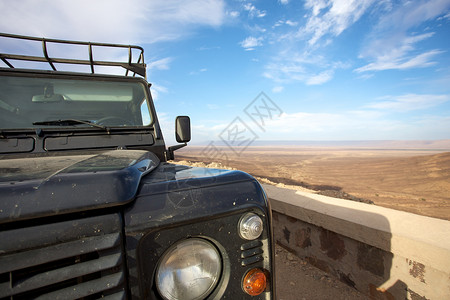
[0,74,153,130]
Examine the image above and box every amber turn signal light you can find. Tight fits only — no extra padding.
[242,268,267,296]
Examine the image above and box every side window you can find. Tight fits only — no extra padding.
[140,99,151,126]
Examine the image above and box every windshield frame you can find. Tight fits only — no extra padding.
[0,69,156,132]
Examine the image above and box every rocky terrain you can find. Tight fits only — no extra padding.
[174,146,450,220]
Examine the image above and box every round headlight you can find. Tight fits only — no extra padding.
[239,213,263,240]
[156,238,222,300]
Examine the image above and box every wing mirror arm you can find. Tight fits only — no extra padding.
[167,143,187,161]
[166,116,191,161]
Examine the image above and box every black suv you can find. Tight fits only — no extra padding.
[0,33,274,299]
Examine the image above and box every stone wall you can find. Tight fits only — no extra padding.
[263,184,450,300]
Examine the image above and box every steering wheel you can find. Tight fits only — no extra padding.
[96,116,133,126]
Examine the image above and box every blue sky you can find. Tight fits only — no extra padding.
[1,0,450,145]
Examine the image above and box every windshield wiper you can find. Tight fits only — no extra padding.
[33,119,108,131]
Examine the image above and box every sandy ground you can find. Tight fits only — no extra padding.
[275,244,366,300]
[174,146,450,221]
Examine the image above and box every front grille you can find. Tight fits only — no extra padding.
[0,214,126,300]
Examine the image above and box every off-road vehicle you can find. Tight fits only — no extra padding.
[0,33,274,299]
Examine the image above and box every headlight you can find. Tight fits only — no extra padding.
[156,238,222,300]
[239,213,263,240]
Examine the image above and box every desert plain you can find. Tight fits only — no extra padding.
[174,142,450,221]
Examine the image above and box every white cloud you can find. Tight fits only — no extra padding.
[243,3,267,18]
[147,57,174,70]
[0,0,226,44]
[272,86,284,93]
[357,0,450,72]
[259,110,405,140]
[305,0,329,17]
[355,49,443,72]
[273,21,283,28]
[263,61,306,82]
[240,36,263,51]
[246,24,267,34]
[367,94,450,112]
[376,0,450,31]
[0,0,227,77]
[253,92,450,140]
[301,0,375,46]
[263,0,449,88]
[189,68,208,75]
[285,20,298,27]
[263,50,346,86]
[193,111,450,142]
[306,70,334,85]
[265,112,349,133]
[253,108,450,140]
[261,0,375,86]
[274,20,298,28]
[228,10,240,18]
[149,84,168,101]
[263,50,321,82]
[365,32,436,60]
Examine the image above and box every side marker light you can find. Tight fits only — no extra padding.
[242,268,267,296]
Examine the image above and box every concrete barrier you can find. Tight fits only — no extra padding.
[263,184,450,299]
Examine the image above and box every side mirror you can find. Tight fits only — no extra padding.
[175,116,191,143]
[167,116,191,160]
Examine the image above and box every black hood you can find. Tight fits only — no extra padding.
[0,150,159,224]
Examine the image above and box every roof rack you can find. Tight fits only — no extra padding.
[0,33,146,79]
